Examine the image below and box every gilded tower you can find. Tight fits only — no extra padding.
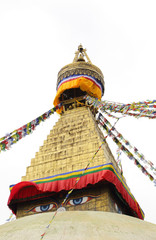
[1,45,156,240]
[8,45,143,220]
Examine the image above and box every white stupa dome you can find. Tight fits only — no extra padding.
[0,211,156,240]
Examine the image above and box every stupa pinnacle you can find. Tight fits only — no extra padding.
[54,44,104,113]
[73,44,92,62]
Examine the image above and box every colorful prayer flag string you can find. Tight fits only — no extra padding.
[6,212,14,222]
[116,147,123,173]
[98,112,156,175]
[0,104,62,153]
[85,96,156,119]
[98,113,156,185]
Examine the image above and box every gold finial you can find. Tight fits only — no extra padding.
[73,44,92,63]
[78,44,84,53]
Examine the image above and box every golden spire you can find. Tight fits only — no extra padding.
[73,44,92,63]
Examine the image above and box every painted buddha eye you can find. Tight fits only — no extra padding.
[67,197,90,206]
[27,203,56,213]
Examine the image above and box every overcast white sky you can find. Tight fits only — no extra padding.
[0,0,156,225]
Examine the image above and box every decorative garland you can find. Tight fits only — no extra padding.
[86,96,156,119]
[0,104,61,153]
[98,112,156,185]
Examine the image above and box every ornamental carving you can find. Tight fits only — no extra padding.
[57,62,104,88]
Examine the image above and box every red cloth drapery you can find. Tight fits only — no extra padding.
[8,166,144,219]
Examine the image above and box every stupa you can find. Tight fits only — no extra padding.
[1,45,156,240]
